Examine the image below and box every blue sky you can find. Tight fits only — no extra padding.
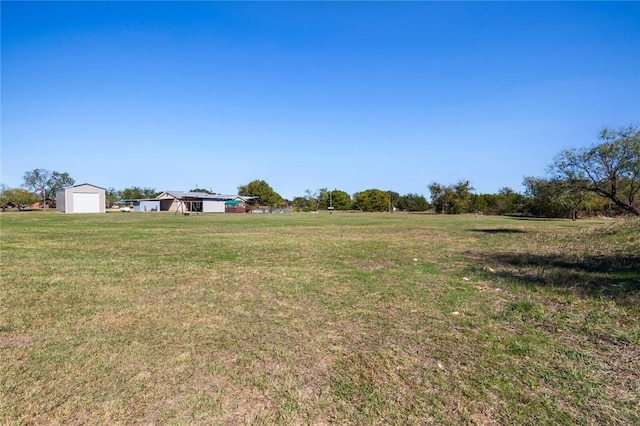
[2,1,639,199]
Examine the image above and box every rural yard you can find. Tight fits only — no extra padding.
[1,211,638,424]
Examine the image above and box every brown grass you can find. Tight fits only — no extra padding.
[1,212,638,424]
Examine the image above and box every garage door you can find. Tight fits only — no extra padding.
[72,193,100,213]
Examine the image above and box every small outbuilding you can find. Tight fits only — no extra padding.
[56,183,106,214]
[131,199,161,212]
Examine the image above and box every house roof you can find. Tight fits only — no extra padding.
[159,191,257,201]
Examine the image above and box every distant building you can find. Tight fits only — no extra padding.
[56,183,106,214]
[126,191,258,213]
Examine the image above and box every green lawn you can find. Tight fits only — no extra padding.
[1,211,638,424]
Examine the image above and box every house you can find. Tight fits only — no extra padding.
[56,183,106,214]
[129,191,258,213]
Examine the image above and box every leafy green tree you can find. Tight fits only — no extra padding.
[327,189,352,210]
[499,187,526,215]
[552,125,640,215]
[523,176,564,217]
[105,187,119,208]
[143,188,160,198]
[429,181,474,214]
[522,177,603,219]
[470,194,490,213]
[293,188,352,211]
[553,180,592,220]
[314,188,352,210]
[0,184,6,208]
[120,187,160,200]
[0,186,40,210]
[22,168,50,193]
[22,169,75,206]
[396,193,430,212]
[290,196,310,212]
[472,188,525,215]
[49,171,75,194]
[238,180,285,207]
[352,189,389,212]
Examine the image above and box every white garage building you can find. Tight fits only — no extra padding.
[56,183,106,214]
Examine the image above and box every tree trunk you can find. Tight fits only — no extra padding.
[592,189,640,216]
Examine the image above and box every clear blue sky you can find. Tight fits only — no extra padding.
[2,1,639,199]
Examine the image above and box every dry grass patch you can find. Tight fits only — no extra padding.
[1,212,638,424]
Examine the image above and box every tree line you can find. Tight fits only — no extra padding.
[2,125,638,217]
[243,125,640,218]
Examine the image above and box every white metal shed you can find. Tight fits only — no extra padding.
[56,183,106,214]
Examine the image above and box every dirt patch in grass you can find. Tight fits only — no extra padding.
[344,259,397,272]
[0,335,33,347]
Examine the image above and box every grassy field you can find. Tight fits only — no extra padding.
[1,211,638,425]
